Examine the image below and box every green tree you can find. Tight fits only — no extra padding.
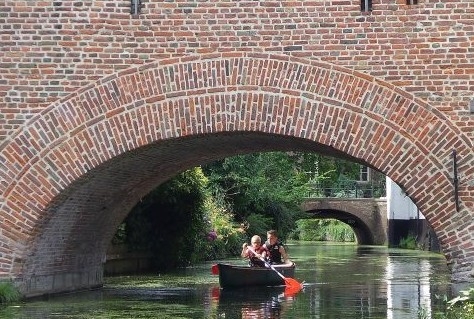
[123,168,208,270]
[291,219,355,242]
[112,151,378,269]
[113,167,245,269]
[201,186,246,259]
[203,152,316,240]
[203,152,369,241]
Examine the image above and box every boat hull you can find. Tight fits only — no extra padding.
[216,263,295,288]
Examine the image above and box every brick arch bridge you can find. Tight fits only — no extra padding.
[302,198,388,245]
[0,2,473,297]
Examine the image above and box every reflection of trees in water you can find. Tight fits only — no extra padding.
[303,246,389,317]
[315,283,387,318]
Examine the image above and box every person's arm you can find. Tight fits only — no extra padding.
[241,243,249,258]
[252,247,266,260]
[279,245,290,263]
[261,247,268,260]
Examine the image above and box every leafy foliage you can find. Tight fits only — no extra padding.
[200,187,246,260]
[113,167,244,270]
[204,152,310,213]
[399,234,418,250]
[424,287,474,319]
[447,287,474,309]
[0,281,20,303]
[290,219,355,242]
[203,152,319,240]
[123,168,209,270]
[243,213,273,240]
[111,151,372,270]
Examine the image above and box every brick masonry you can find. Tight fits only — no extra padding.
[302,198,388,245]
[0,0,473,296]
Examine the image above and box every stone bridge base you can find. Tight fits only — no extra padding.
[16,267,103,298]
[302,198,387,246]
[388,219,440,252]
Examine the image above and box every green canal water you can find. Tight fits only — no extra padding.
[1,242,455,318]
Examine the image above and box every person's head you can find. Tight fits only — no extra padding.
[267,229,278,245]
[250,235,262,248]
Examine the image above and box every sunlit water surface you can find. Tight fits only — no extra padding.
[1,243,455,318]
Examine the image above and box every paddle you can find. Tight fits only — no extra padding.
[246,246,302,294]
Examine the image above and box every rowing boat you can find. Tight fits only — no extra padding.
[213,262,296,288]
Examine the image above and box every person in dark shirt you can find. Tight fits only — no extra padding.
[263,229,290,264]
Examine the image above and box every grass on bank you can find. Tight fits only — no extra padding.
[0,281,20,304]
[422,287,474,319]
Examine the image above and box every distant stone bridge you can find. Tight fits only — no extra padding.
[301,198,388,245]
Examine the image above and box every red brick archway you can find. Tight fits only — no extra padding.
[0,53,472,296]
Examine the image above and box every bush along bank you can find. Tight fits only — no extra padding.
[0,281,20,304]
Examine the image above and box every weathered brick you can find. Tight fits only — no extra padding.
[0,0,473,297]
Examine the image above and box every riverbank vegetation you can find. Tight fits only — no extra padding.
[399,234,418,249]
[111,152,380,271]
[112,167,246,270]
[422,287,474,319]
[0,281,20,304]
[445,287,474,318]
[290,219,355,242]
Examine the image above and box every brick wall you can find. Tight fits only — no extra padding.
[0,0,473,296]
[1,0,473,141]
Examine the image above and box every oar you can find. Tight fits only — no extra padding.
[246,246,302,293]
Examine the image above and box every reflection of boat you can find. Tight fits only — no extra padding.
[215,263,296,288]
[213,286,289,319]
[218,286,286,301]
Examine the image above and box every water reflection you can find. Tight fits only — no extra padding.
[0,243,452,319]
[386,256,433,318]
[208,246,448,318]
[285,244,449,318]
[212,286,296,319]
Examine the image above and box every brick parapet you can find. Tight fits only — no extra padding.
[0,0,473,141]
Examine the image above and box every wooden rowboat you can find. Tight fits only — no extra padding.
[214,262,296,288]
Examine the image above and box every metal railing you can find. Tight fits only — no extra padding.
[306,181,386,199]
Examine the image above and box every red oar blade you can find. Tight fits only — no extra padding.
[284,285,301,297]
[211,264,219,275]
[283,277,302,295]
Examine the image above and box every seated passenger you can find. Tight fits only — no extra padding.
[241,235,268,267]
[263,229,290,265]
